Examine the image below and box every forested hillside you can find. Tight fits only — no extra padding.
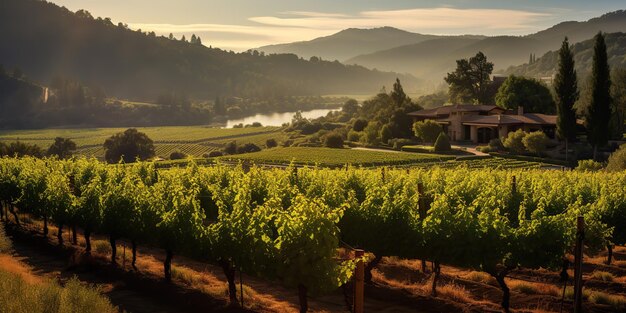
[503,32,626,78]
[0,0,415,101]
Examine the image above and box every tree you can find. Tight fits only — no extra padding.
[445,52,494,104]
[586,32,612,160]
[379,124,393,144]
[522,131,549,156]
[265,139,278,148]
[606,143,626,172]
[352,119,368,132]
[390,78,410,107]
[213,96,225,115]
[46,137,77,159]
[224,141,238,155]
[503,129,527,154]
[413,120,443,143]
[554,37,579,161]
[168,33,174,40]
[433,132,451,152]
[362,122,381,145]
[324,133,344,148]
[610,69,626,139]
[103,129,156,163]
[495,76,555,114]
[342,99,359,115]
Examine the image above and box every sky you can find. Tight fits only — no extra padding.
[50,0,625,51]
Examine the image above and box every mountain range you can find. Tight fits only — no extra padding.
[0,0,416,102]
[257,11,626,83]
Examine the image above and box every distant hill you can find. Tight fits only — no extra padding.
[329,11,626,81]
[256,27,448,62]
[0,0,416,101]
[0,71,44,128]
[502,32,626,78]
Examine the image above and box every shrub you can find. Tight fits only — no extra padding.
[390,138,415,150]
[232,123,244,128]
[208,151,224,157]
[352,119,368,132]
[488,138,504,150]
[606,144,626,172]
[224,141,238,155]
[434,132,451,152]
[347,130,363,142]
[477,145,495,153]
[169,151,186,160]
[266,139,278,148]
[282,140,294,147]
[237,143,261,154]
[324,133,344,148]
[362,122,381,145]
[503,129,527,154]
[413,120,442,143]
[522,131,549,156]
[251,122,262,127]
[576,160,604,171]
[103,128,155,163]
[591,271,615,282]
[380,124,393,144]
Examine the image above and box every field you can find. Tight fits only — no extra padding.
[0,126,287,159]
[222,147,456,166]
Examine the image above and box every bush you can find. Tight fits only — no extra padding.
[251,122,262,127]
[434,132,451,152]
[103,128,155,163]
[282,140,294,147]
[208,151,224,157]
[352,119,368,132]
[390,138,416,150]
[169,151,186,160]
[413,120,442,143]
[477,145,495,153]
[347,130,363,142]
[503,129,527,154]
[576,160,604,171]
[380,124,393,144]
[324,133,344,148]
[522,131,549,156]
[224,141,238,155]
[237,143,261,154]
[266,139,278,148]
[606,144,626,172]
[488,138,504,150]
[232,123,244,128]
[362,122,381,145]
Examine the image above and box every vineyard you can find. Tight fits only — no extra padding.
[1,157,625,312]
[0,126,287,158]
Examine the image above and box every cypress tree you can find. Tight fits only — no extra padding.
[586,32,612,160]
[553,37,579,161]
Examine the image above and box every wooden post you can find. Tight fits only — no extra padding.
[573,216,585,313]
[354,249,364,313]
[511,176,516,195]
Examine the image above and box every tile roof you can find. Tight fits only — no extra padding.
[461,113,557,125]
[407,104,502,117]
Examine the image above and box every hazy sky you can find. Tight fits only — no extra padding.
[50,0,625,51]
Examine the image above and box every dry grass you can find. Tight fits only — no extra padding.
[463,271,494,284]
[0,224,11,253]
[437,283,474,303]
[93,240,112,255]
[509,280,560,297]
[588,290,626,309]
[590,270,615,282]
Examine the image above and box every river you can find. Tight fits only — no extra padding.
[225,108,338,128]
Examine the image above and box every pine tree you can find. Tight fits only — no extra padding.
[168,33,174,40]
[190,34,197,44]
[529,53,533,65]
[181,35,187,42]
[553,37,579,161]
[586,32,612,160]
[390,78,409,107]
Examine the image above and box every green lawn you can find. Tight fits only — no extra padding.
[221,147,455,167]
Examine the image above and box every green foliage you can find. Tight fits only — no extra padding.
[495,75,555,114]
[610,69,626,138]
[379,124,393,144]
[576,160,604,172]
[103,128,156,163]
[0,271,117,313]
[46,137,77,159]
[606,144,626,172]
[0,141,43,158]
[554,37,579,142]
[362,122,381,145]
[323,133,344,148]
[413,120,443,143]
[503,129,527,154]
[522,131,549,156]
[352,119,368,132]
[434,132,451,152]
[586,32,613,153]
[265,138,278,148]
[342,99,359,115]
[169,151,186,160]
[445,52,494,104]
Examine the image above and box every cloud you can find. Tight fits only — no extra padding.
[130,7,552,51]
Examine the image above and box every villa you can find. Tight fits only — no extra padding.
[408,105,558,144]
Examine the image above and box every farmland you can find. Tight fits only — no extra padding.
[0,126,287,158]
[1,158,625,313]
